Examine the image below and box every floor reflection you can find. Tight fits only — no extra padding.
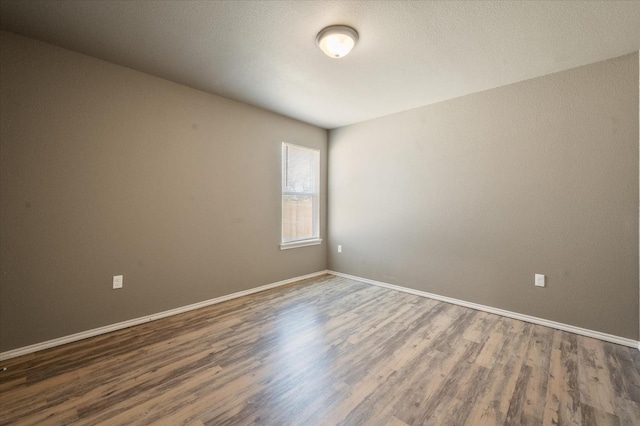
[268,302,332,418]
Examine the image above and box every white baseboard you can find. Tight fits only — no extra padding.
[0,270,329,362]
[3,269,636,361]
[328,270,640,349]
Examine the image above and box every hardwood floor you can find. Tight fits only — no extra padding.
[1,274,639,425]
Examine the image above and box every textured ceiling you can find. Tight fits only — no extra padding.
[1,1,640,129]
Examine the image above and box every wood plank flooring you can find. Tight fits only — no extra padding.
[1,275,639,425]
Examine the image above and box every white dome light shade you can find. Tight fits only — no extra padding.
[316,25,359,58]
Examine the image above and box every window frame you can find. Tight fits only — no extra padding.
[280,142,322,250]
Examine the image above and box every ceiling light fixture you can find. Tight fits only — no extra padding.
[316,25,359,58]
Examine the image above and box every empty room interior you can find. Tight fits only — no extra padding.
[1,1,640,425]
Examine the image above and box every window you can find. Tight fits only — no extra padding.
[281,143,321,249]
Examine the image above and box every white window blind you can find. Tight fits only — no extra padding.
[281,143,320,249]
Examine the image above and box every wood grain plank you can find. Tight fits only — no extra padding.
[542,346,582,425]
[578,336,617,414]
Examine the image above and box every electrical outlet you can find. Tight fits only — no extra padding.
[535,274,545,287]
[338,245,342,253]
[113,275,123,289]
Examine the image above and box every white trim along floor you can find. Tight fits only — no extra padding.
[1,270,637,361]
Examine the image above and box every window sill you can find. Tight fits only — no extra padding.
[280,239,323,250]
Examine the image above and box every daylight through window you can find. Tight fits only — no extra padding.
[281,143,320,249]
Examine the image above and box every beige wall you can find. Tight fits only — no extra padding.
[0,31,327,352]
[329,53,640,339]
[1,30,638,353]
